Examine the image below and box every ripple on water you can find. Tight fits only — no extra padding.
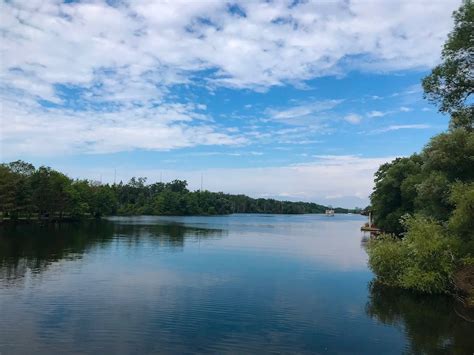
[1,215,473,354]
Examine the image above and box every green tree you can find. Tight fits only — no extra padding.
[422,128,474,181]
[7,160,35,176]
[422,0,473,129]
[0,165,16,220]
[370,155,423,234]
[367,216,459,294]
[415,171,451,221]
[367,0,474,297]
[8,161,35,219]
[90,185,118,217]
[30,167,72,219]
[448,182,474,254]
[167,179,189,193]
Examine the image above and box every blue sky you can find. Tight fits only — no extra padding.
[0,0,461,207]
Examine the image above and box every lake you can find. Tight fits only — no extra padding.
[0,214,473,354]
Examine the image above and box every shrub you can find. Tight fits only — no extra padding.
[367,234,406,286]
[367,215,460,294]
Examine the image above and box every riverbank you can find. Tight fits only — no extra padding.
[455,265,474,311]
[0,216,93,225]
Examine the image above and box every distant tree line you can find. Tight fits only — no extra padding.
[0,161,352,221]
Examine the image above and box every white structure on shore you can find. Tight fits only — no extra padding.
[325,209,335,216]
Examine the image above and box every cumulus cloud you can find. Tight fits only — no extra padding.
[0,0,459,156]
[2,1,459,96]
[0,99,244,157]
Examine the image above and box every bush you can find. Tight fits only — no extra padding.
[366,234,407,286]
[367,215,459,294]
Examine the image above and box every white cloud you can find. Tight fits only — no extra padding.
[367,110,388,118]
[185,150,262,157]
[1,0,459,99]
[250,100,341,144]
[0,0,460,156]
[0,99,244,157]
[344,113,362,124]
[365,106,414,119]
[370,124,431,134]
[267,100,342,123]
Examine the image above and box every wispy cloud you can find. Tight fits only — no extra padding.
[366,104,414,118]
[367,110,389,118]
[186,151,263,157]
[370,124,431,134]
[266,100,342,123]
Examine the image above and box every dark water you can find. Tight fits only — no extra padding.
[0,214,472,354]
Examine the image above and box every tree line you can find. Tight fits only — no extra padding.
[367,0,473,302]
[0,161,352,221]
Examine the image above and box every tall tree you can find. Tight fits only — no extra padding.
[370,155,423,234]
[0,166,16,221]
[9,161,35,218]
[422,0,473,129]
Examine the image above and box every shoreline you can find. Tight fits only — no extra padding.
[0,211,359,226]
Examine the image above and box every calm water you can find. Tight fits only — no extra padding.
[0,214,472,354]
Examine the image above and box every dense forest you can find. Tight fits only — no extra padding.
[367,1,473,303]
[0,161,353,221]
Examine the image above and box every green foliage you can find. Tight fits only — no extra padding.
[368,1,474,296]
[371,128,474,235]
[0,161,36,220]
[422,128,474,181]
[366,234,407,286]
[367,216,459,294]
[370,155,423,234]
[450,107,474,130]
[414,171,451,221]
[90,185,118,217]
[449,182,474,254]
[0,161,350,221]
[422,0,473,129]
[0,165,16,219]
[399,216,459,293]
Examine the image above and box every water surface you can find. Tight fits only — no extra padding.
[0,214,472,354]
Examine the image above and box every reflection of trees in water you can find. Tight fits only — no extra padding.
[0,221,113,284]
[366,283,474,354]
[114,223,225,249]
[0,221,225,283]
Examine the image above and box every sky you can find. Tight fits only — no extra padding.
[0,0,461,208]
